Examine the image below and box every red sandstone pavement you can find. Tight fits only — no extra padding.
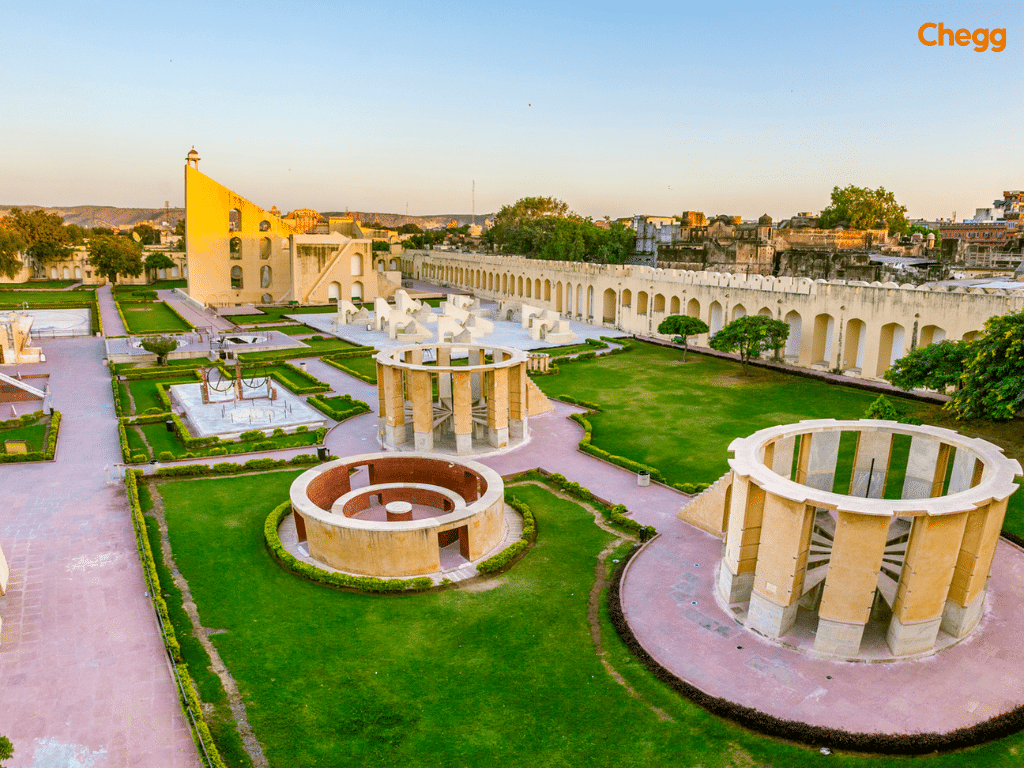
[0,338,200,767]
[621,526,1024,735]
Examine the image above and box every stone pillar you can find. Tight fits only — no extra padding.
[486,365,509,448]
[382,365,406,446]
[765,436,796,479]
[796,430,841,492]
[452,370,472,454]
[887,512,969,656]
[508,362,527,439]
[901,435,943,499]
[942,498,1008,637]
[410,369,433,452]
[849,429,892,498]
[437,346,452,405]
[813,512,890,657]
[376,360,387,437]
[747,493,814,639]
[719,476,764,604]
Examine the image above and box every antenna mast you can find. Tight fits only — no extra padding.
[472,180,475,226]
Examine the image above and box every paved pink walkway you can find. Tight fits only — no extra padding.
[0,338,200,767]
[621,526,1024,735]
[157,289,236,333]
[96,285,126,336]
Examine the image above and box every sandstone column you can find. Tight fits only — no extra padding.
[452,370,472,454]
[719,476,764,604]
[410,369,433,452]
[942,498,1007,637]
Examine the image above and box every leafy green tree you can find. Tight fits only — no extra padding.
[397,223,422,234]
[884,340,972,392]
[0,229,28,279]
[818,185,909,236]
[7,207,71,263]
[65,224,88,245]
[144,251,176,274]
[371,240,390,251]
[132,224,160,245]
[173,220,185,238]
[864,394,901,421]
[657,315,709,362]
[0,735,12,764]
[88,233,144,283]
[90,227,114,237]
[907,224,940,245]
[949,312,1024,422]
[708,315,789,374]
[140,335,178,366]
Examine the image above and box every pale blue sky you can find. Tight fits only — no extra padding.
[1,1,1019,221]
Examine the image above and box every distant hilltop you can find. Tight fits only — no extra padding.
[0,205,185,229]
[0,205,492,231]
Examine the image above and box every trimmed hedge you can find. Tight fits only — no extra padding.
[124,470,228,768]
[0,409,43,430]
[320,352,377,383]
[0,410,61,463]
[536,471,653,538]
[153,454,322,477]
[305,394,372,422]
[119,362,206,380]
[476,495,536,574]
[263,501,434,593]
[568,412,666,484]
[606,549,1024,754]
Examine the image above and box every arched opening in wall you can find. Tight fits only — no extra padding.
[555,282,563,312]
[351,254,363,276]
[544,280,551,302]
[259,220,270,232]
[532,278,539,299]
[74,266,81,280]
[230,237,241,259]
[962,330,981,342]
[328,282,340,302]
[709,301,726,334]
[622,289,632,308]
[637,291,649,315]
[525,279,533,298]
[843,318,867,372]
[352,281,363,301]
[261,293,272,303]
[183,266,188,278]
[171,266,179,278]
[230,265,243,289]
[732,304,747,320]
[378,260,386,273]
[587,286,594,319]
[502,274,507,293]
[260,237,271,260]
[758,306,773,317]
[62,267,70,280]
[229,208,241,232]
[517,276,524,296]
[576,284,583,316]
[876,322,906,377]
[50,267,57,279]
[784,310,801,359]
[488,273,493,291]
[565,283,573,315]
[653,294,666,314]
[812,313,835,366]
[390,259,398,270]
[670,296,680,314]
[920,324,946,346]
[602,288,616,324]
[158,268,167,280]
[687,298,700,318]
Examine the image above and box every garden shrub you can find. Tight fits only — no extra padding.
[158,451,175,462]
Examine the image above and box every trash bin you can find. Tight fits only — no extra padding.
[637,470,650,487]
[317,447,328,461]
[165,420,175,433]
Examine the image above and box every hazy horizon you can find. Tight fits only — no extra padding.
[2,1,1019,223]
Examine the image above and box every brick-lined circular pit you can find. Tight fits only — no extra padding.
[289,451,505,577]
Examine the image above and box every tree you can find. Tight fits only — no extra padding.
[88,234,143,283]
[864,394,901,421]
[371,240,390,251]
[708,315,789,374]
[884,340,972,392]
[144,251,176,275]
[7,207,71,263]
[817,185,909,236]
[948,311,1024,422]
[657,315,709,362]
[132,224,160,245]
[0,229,28,279]
[0,735,12,764]
[397,223,422,235]
[140,336,178,366]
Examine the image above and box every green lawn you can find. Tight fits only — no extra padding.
[0,280,78,290]
[152,473,1023,768]
[124,374,198,414]
[0,289,95,308]
[237,306,338,324]
[120,301,192,333]
[0,420,48,452]
[325,354,377,382]
[534,343,945,487]
[237,337,363,362]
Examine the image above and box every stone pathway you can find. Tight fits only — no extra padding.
[96,284,126,337]
[157,289,235,333]
[0,338,200,768]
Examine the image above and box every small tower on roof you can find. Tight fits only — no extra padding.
[186,146,200,170]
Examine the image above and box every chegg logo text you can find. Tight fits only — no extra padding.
[919,23,1006,51]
